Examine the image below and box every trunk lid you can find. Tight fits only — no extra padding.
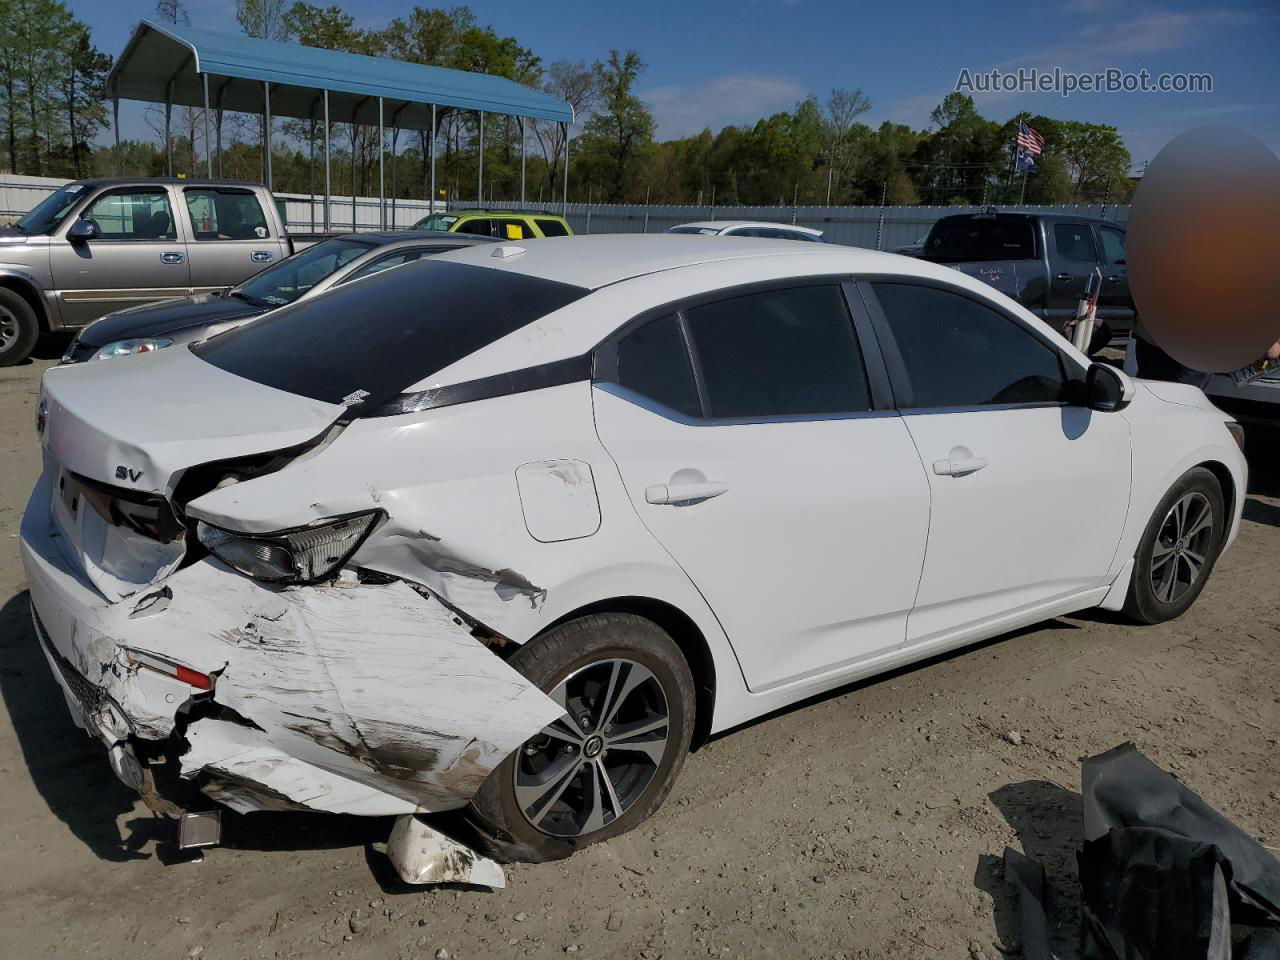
[39,346,345,600]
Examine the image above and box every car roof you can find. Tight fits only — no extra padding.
[443,209,567,219]
[673,220,823,235]
[936,212,1126,229]
[431,233,965,291]
[336,231,496,247]
[414,234,1053,392]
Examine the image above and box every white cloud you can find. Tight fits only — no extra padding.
[640,72,808,139]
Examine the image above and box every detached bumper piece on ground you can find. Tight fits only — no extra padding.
[1004,743,1280,960]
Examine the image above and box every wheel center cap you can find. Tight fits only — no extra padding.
[583,735,604,759]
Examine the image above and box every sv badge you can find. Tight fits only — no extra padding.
[115,465,142,483]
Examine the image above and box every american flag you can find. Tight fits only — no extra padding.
[1017,120,1045,157]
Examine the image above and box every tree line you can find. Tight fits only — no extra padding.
[0,0,1137,207]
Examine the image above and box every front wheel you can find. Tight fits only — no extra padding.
[1124,467,1225,624]
[465,613,695,863]
[0,287,38,366]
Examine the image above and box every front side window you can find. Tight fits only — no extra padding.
[454,218,494,237]
[870,282,1067,408]
[1098,227,1126,264]
[16,184,86,234]
[684,284,871,418]
[81,189,176,240]
[1054,223,1098,263]
[233,237,373,306]
[413,213,458,232]
[185,189,270,241]
[535,218,569,237]
[613,314,701,417]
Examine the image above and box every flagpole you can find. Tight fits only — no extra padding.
[1019,171,1028,205]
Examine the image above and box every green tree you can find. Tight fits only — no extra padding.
[58,27,110,178]
[576,50,653,201]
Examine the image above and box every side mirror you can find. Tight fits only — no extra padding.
[67,218,98,241]
[1086,362,1134,412]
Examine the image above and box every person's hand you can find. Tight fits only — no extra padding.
[1267,340,1280,361]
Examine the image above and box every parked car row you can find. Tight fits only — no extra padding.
[0,178,319,366]
[22,223,1247,880]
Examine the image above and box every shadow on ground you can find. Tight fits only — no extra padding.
[977,779,1085,959]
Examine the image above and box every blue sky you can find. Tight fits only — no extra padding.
[71,0,1279,170]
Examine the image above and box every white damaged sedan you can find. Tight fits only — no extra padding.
[21,235,1246,877]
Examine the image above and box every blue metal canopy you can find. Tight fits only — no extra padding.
[108,20,574,126]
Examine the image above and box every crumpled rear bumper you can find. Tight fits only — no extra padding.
[19,477,563,818]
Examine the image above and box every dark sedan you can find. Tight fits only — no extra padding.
[62,232,495,363]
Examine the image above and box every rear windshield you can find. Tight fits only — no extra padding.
[922,218,1037,263]
[194,260,588,412]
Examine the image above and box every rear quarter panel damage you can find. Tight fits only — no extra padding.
[22,493,565,814]
[183,384,745,715]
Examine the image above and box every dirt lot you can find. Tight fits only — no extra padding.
[0,348,1276,960]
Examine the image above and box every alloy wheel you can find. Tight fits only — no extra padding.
[514,658,670,838]
[0,306,17,352]
[1150,491,1214,604]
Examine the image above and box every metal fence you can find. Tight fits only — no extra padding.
[453,200,1130,250]
[0,174,1127,248]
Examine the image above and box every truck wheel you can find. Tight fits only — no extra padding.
[464,613,696,863]
[1123,467,1225,624]
[0,287,38,366]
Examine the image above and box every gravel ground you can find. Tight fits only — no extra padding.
[0,347,1276,960]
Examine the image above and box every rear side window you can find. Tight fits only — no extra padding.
[614,314,700,417]
[870,282,1066,408]
[1098,227,1126,264]
[185,189,270,240]
[535,218,569,237]
[194,260,588,413]
[1053,223,1098,263]
[495,219,527,241]
[684,285,871,418]
[924,218,1036,262]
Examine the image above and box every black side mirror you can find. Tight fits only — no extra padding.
[1086,362,1133,412]
[67,218,98,241]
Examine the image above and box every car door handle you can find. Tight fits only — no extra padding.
[251,250,274,263]
[160,251,186,264]
[1054,272,1073,282]
[645,481,729,505]
[1105,274,1123,282]
[932,457,988,477]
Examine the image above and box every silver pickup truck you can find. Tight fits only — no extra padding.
[0,178,318,365]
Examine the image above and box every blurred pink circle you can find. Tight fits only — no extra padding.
[1127,126,1280,372]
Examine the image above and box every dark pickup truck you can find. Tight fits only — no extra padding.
[914,212,1132,348]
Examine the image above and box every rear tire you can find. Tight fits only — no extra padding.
[1123,467,1225,624]
[465,613,695,863]
[0,287,38,366]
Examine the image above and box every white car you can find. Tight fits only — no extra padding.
[22,236,1246,876]
[668,220,826,242]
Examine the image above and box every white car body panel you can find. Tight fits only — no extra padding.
[901,403,1131,644]
[592,383,931,692]
[19,235,1247,830]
